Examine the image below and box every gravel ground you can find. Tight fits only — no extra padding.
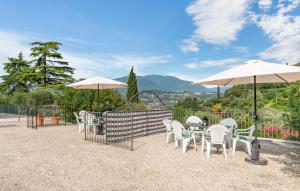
[0,124,299,191]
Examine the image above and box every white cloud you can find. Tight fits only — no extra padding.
[259,35,300,64]
[277,0,300,14]
[258,0,272,10]
[233,46,249,54]
[0,30,172,79]
[254,0,300,65]
[179,38,199,54]
[256,14,300,41]
[185,58,241,69]
[180,0,250,53]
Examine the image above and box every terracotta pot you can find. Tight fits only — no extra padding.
[51,117,60,125]
[37,116,44,126]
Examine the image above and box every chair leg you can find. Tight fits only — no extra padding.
[206,143,211,158]
[174,138,178,148]
[166,133,170,143]
[201,134,205,155]
[192,134,197,151]
[227,135,232,148]
[246,142,251,155]
[232,138,237,155]
[182,139,188,153]
[222,144,227,159]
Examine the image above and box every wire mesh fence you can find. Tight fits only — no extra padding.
[26,105,75,129]
[172,108,299,141]
[75,109,172,150]
[0,104,27,123]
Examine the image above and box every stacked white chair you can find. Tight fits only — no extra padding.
[204,124,229,159]
[163,119,173,143]
[220,118,237,148]
[172,120,196,154]
[233,125,255,155]
[74,112,85,132]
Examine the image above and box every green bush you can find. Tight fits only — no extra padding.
[10,92,28,106]
[28,88,55,106]
[0,93,7,104]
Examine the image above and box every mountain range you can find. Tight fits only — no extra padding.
[115,75,219,93]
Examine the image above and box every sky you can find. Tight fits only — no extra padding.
[0,0,300,82]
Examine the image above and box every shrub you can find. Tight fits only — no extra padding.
[28,88,55,106]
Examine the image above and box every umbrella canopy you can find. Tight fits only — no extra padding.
[194,60,300,86]
[68,76,127,89]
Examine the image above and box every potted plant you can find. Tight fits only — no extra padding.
[51,113,60,126]
[37,113,44,126]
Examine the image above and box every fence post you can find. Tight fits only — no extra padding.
[35,108,38,130]
[105,112,108,144]
[64,106,67,126]
[130,112,133,151]
[84,112,87,141]
[18,106,20,122]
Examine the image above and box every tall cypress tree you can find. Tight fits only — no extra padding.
[0,52,34,95]
[217,85,221,101]
[30,41,74,87]
[127,66,139,102]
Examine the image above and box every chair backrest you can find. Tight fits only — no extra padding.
[73,112,81,124]
[186,116,203,124]
[248,125,256,139]
[79,110,88,118]
[206,124,229,144]
[171,120,184,139]
[163,119,172,132]
[220,118,237,134]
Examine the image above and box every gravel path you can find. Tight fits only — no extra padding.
[0,124,299,191]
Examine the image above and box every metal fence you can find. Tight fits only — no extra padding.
[0,104,27,123]
[80,110,172,150]
[173,108,299,140]
[27,105,75,129]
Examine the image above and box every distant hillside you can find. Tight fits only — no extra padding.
[115,75,218,93]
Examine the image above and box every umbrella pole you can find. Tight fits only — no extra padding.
[251,75,261,160]
[254,75,257,133]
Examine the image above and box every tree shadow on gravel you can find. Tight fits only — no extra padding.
[259,140,300,178]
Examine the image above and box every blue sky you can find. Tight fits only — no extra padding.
[0,0,300,82]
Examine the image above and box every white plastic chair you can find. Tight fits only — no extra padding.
[186,116,203,130]
[79,110,88,118]
[186,116,203,151]
[74,112,84,132]
[232,125,255,156]
[204,124,229,159]
[163,119,173,143]
[220,118,237,148]
[172,120,196,153]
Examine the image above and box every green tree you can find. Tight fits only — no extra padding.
[30,41,74,87]
[0,93,7,104]
[10,92,29,106]
[217,86,221,101]
[27,88,55,106]
[0,52,34,95]
[126,66,139,102]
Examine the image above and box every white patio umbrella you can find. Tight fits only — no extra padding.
[68,76,127,90]
[194,60,300,161]
[68,76,127,109]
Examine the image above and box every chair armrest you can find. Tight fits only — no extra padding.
[236,128,250,132]
[236,131,250,137]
